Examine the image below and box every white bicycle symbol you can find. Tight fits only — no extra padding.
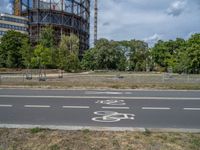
[92,111,135,122]
[96,100,126,106]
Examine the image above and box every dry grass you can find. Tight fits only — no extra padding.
[1,72,200,90]
[0,128,200,150]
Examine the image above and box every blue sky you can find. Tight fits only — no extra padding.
[1,0,200,46]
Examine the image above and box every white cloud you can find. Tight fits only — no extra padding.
[167,0,187,16]
[89,0,200,46]
[144,34,162,47]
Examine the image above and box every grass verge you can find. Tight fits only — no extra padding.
[1,72,200,90]
[0,128,200,150]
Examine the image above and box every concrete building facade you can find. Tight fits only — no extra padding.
[0,13,28,38]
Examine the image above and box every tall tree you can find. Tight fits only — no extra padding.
[81,39,127,71]
[0,30,28,68]
[40,26,54,48]
[57,34,80,72]
[20,38,33,69]
[128,40,149,71]
[186,33,200,73]
[31,44,51,69]
[39,26,57,68]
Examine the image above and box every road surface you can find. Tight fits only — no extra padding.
[0,88,200,131]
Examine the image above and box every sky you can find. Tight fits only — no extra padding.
[91,0,200,46]
[1,0,200,46]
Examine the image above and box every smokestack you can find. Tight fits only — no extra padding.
[94,0,98,45]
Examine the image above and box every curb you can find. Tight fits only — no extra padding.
[0,124,200,133]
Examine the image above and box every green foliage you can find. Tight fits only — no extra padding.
[0,27,199,74]
[190,136,200,150]
[20,38,33,68]
[81,48,97,70]
[40,26,57,68]
[81,39,128,71]
[57,34,80,72]
[40,26,55,48]
[65,53,80,72]
[81,39,149,71]
[143,129,151,136]
[127,40,149,71]
[30,127,45,134]
[151,33,200,73]
[31,44,51,68]
[50,144,60,150]
[0,30,28,68]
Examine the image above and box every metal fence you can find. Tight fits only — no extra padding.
[0,72,200,85]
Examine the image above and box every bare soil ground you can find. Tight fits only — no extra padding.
[0,128,200,150]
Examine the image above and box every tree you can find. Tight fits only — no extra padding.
[40,26,55,48]
[31,44,51,69]
[186,33,200,73]
[65,53,80,72]
[151,34,200,73]
[81,48,97,70]
[57,34,80,72]
[39,26,57,68]
[0,30,28,68]
[128,40,149,71]
[81,39,127,71]
[20,38,33,69]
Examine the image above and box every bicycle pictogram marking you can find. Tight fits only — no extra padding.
[96,100,126,106]
[92,111,135,122]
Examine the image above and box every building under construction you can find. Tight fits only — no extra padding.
[13,0,90,54]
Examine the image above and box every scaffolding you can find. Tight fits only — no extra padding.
[15,0,90,54]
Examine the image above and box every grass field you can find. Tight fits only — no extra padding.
[0,128,200,150]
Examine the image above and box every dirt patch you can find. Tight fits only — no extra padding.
[0,128,200,150]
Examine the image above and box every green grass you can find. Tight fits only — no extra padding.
[50,144,60,150]
[30,127,46,134]
[190,135,200,149]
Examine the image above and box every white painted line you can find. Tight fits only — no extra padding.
[0,104,13,107]
[24,105,50,108]
[142,107,171,110]
[124,92,132,94]
[0,95,200,100]
[183,108,200,111]
[102,107,130,110]
[62,106,90,109]
[85,91,123,95]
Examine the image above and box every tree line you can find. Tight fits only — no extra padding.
[0,26,199,74]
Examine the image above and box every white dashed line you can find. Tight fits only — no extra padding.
[0,105,13,107]
[102,107,130,110]
[183,108,200,111]
[1,95,200,100]
[142,107,171,110]
[24,105,50,108]
[62,106,90,109]
[85,91,123,95]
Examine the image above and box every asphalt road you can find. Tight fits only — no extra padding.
[0,88,200,131]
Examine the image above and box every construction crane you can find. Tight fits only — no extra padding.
[13,0,21,16]
[94,0,98,44]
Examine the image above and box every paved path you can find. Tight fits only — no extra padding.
[0,88,200,131]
